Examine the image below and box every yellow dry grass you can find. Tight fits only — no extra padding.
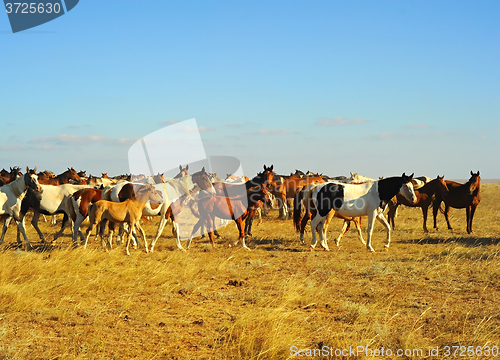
[0,184,499,359]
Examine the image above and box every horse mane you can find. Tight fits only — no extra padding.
[377,174,413,202]
[164,175,194,200]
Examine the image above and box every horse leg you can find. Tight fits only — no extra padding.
[256,207,262,225]
[187,218,204,250]
[171,219,182,250]
[135,222,148,253]
[299,212,311,245]
[237,219,250,250]
[365,212,377,252]
[469,204,478,233]
[99,220,108,250]
[335,220,350,247]
[422,206,429,233]
[0,216,12,245]
[353,217,366,246]
[30,211,46,243]
[432,199,441,230]
[317,217,329,251]
[207,216,216,248]
[466,206,471,234]
[310,214,322,250]
[376,212,392,251]
[150,215,166,253]
[213,215,221,238]
[278,195,287,220]
[52,213,70,245]
[387,203,398,229]
[130,225,140,249]
[444,204,452,230]
[14,219,32,250]
[72,213,86,247]
[244,216,254,237]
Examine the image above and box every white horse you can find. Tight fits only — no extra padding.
[0,168,41,249]
[310,173,416,252]
[21,183,92,244]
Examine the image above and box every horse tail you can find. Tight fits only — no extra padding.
[430,196,446,214]
[439,203,446,214]
[293,186,305,232]
[188,199,201,219]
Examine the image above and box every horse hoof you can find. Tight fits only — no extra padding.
[50,241,57,246]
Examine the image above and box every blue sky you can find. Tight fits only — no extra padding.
[1,0,499,179]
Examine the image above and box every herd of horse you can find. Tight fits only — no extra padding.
[0,165,482,254]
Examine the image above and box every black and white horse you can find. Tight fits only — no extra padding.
[309,173,416,252]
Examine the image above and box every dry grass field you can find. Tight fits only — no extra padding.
[0,184,499,359]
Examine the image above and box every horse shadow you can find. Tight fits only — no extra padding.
[401,236,500,247]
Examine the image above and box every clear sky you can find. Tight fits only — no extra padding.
[1,1,499,179]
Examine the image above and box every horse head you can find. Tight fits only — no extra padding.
[468,171,481,195]
[263,164,273,172]
[400,173,417,204]
[192,168,216,197]
[435,175,449,196]
[24,167,41,192]
[174,164,190,179]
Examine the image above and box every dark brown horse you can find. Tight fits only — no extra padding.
[432,171,481,234]
[202,165,276,239]
[387,175,449,233]
[188,182,273,250]
[37,168,82,185]
[0,167,22,186]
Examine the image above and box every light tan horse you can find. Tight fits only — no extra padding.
[84,184,163,255]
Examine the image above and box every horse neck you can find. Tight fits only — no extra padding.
[55,174,72,183]
[416,180,440,195]
[7,176,28,197]
[170,176,194,196]
[377,177,405,201]
[131,192,151,210]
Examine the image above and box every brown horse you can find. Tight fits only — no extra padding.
[387,175,449,233]
[433,171,481,234]
[188,182,273,250]
[203,165,276,238]
[38,168,82,185]
[275,173,325,219]
[293,183,363,249]
[0,167,22,186]
[84,184,163,255]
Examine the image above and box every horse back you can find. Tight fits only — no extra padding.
[440,180,480,208]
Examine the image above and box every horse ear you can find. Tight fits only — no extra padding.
[186,165,189,170]
[270,165,273,171]
[409,173,414,179]
[263,165,266,170]
[471,170,473,176]
[477,171,480,176]
[402,173,406,178]
[26,166,29,172]
[34,167,37,173]
[201,166,205,172]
